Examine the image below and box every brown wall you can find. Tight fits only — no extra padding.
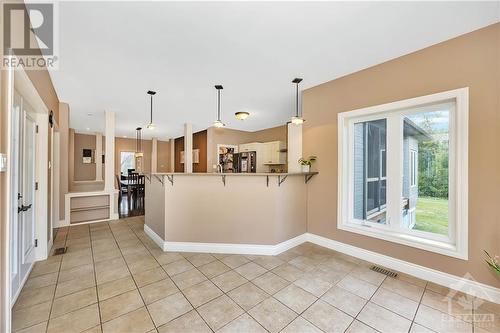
[157,140,171,172]
[303,23,500,287]
[174,130,208,173]
[115,137,152,174]
[73,133,97,181]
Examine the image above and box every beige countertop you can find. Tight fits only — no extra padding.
[148,172,318,176]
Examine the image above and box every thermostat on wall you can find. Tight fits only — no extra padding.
[0,153,7,172]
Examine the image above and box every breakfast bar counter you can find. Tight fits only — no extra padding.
[144,172,317,253]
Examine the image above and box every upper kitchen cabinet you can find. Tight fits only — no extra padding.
[262,141,286,165]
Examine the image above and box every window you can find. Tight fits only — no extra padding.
[120,151,135,175]
[338,88,468,259]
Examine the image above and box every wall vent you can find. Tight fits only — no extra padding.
[370,265,398,278]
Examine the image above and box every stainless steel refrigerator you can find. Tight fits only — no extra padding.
[233,151,257,173]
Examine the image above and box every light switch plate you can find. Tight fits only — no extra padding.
[0,153,7,172]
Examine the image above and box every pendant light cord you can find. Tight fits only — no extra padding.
[217,89,221,121]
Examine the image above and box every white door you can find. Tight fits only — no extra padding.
[10,91,38,303]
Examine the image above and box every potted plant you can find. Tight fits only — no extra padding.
[484,250,500,276]
[298,156,317,173]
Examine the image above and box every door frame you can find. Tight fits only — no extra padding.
[4,61,51,331]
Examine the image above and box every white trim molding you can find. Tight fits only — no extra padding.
[143,226,500,304]
[337,87,469,260]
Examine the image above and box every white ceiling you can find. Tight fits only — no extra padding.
[49,1,499,139]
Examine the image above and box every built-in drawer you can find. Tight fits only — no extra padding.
[70,207,110,224]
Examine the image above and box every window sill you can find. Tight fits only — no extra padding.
[339,222,467,260]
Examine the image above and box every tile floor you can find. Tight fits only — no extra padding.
[12,216,500,333]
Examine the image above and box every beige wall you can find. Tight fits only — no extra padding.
[58,103,69,219]
[157,140,171,172]
[115,137,152,174]
[145,174,306,245]
[206,125,287,172]
[303,23,500,287]
[73,133,97,181]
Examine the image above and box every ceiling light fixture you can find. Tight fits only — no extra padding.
[235,111,249,121]
[147,90,156,130]
[135,127,143,157]
[291,78,304,125]
[214,85,225,128]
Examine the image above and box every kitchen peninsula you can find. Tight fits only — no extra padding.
[144,171,317,254]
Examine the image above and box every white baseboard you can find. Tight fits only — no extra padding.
[141,225,500,304]
[11,263,34,307]
[304,233,500,304]
[143,224,307,256]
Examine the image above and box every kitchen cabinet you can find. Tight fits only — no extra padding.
[262,141,286,165]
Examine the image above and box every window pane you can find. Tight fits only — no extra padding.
[353,119,387,224]
[402,109,449,235]
[120,152,135,175]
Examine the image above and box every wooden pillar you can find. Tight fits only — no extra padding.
[287,123,303,173]
[95,133,103,181]
[184,124,193,173]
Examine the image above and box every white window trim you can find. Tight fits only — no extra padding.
[410,150,417,187]
[338,88,468,260]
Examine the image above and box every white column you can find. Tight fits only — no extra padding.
[151,137,158,173]
[169,138,175,172]
[104,111,115,191]
[184,124,193,173]
[287,123,303,173]
[95,133,103,181]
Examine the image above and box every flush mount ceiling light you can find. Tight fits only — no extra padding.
[235,111,250,120]
[214,85,225,128]
[291,78,304,125]
[146,90,156,130]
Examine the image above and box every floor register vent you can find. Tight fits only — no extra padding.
[53,247,68,256]
[370,265,398,278]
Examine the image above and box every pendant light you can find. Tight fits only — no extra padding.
[146,90,156,130]
[213,85,225,128]
[291,78,304,125]
[135,127,143,157]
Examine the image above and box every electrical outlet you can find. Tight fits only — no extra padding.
[0,153,6,172]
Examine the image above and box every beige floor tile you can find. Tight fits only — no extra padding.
[153,252,184,265]
[127,256,160,274]
[132,267,168,287]
[349,266,387,286]
[277,250,300,263]
[302,300,353,333]
[58,264,94,283]
[474,302,500,333]
[248,297,297,333]
[93,248,122,263]
[15,284,56,309]
[157,310,211,333]
[99,289,144,322]
[252,256,285,270]
[61,253,93,271]
[171,268,207,290]
[198,260,231,278]
[288,256,317,271]
[198,295,244,331]
[24,272,58,290]
[321,285,367,317]
[292,271,332,298]
[396,272,428,288]
[281,317,323,333]
[187,253,216,267]
[275,284,317,314]
[55,275,95,298]
[47,303,100,333]
[218,313,267,333]
[253,271,289,295]
[95,262,130,285]
[415,304,472,333]
[372,287,419,320]
[272,264,304,282]
[220,255,250,269]
[51,287,98,318]
[381,277,425,302]
[139,278,179,304]
[227,282,269,311]
[346,320,378,333]
[12,301,51,331]
[421,289,473,322]
[14,321,48,333]
[337,275,377,300]
[97,276,137,301]
[358,302,412,333]
[102,307,154,333]
[234,262,267,280]
[183,280,223,307]
[147,292,193,327]
[211,270,248,293]
[30,260,61,278]
[409,323,436,333]
[162,258,194,276]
